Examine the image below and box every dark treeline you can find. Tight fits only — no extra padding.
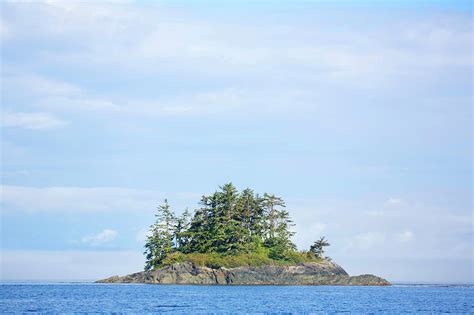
[144,183,329,271]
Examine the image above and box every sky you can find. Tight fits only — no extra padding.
[0,0,472,283]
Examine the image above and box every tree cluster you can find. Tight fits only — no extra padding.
[144,183,328,271]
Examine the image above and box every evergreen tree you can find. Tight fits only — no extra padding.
[310,236,330,258]
[143,184,310,269]
[237,189,265,240]
[266,209,296,259]
[211,183,251,254]
[184,206,209,253]
[174,209,191,249]
[144,199,176,270]
[185,192,220,253]
[262,193,286,239]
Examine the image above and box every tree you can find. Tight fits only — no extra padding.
[143,184,305,269]
[265,209,296,259]
[144,199,176,270]
[241,190,266,238]
[184,197,214,254]
[211,183,251,254]
[174,208,191,249]
[262,193,286,239]
[310,236,330,259]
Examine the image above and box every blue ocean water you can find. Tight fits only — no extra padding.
[0,283,472,313]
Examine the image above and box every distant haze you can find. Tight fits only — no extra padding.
[1,0,472,284]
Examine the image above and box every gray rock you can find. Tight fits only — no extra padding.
[96,261,390,286]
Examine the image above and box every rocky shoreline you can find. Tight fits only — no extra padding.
[96,261,390,286]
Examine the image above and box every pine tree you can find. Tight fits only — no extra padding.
[143,184,304,269]
[262,193,286,239]
[212,183,249,254]
[175,208,191,249]
[266,209,296,259]
[310,236,330,258]
[185,194,215,253]
[143,199,176,270]
[236,189,265,240]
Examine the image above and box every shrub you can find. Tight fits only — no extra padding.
[161,252,186,266]
[283,251,307,264]
[158,248,324,269]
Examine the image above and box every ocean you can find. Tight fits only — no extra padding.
[1,283,472,313]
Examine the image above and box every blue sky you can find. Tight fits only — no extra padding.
[1,0,472,283]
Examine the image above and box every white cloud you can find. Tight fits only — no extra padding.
[1,111,66,129]
[133,88,263,117]
[0,250,143,281]
[1,169,31,177]
[0,17,10,39]
[289,195,472,264]
[397,230,415,242]
[3,2,471,91]
[3,71,262,117]
[385,197,403,206]
[1,3,471,122]
[1,72,82,98]
[2,72,121,113]
[1,1,146,44]
[350,232,386,250]
[39,96,121,112]
[0,185,200,213]
[81,229,118,245]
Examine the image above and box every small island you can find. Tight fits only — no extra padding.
[98,183,389,285]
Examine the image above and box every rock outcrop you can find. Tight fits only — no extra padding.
[96,261,390,286]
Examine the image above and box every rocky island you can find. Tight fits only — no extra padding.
[97,261,389,285]
[98,184,389,286]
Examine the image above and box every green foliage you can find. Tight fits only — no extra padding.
[175,209,191,249]
[160,250,322,269]
[309,236,330,259]
[161,251,187,266]
[144,183,323,270]
[143,199,176,271]
[283,250,316,265]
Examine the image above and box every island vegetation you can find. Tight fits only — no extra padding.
[144,183,330,271]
